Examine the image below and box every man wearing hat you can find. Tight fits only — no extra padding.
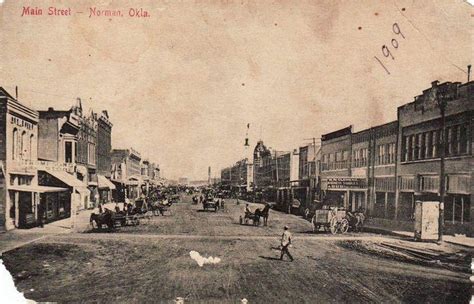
[280,225,294,261]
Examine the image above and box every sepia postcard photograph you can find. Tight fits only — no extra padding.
[0,0,473,303]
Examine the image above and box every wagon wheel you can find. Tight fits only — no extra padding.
[313,223,320,233]
[329,217,338,235]
[339,219,349,234]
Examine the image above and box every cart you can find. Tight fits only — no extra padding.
[311,207,349,234]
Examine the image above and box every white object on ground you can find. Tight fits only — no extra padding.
[0,259,35,303]
[189,251,221,267]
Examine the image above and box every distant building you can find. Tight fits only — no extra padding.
[253,140,273,189]
[220,158,249,193]
[189,180,209,187]
[96,110,114,203]
[320,126,354,208]
[178,177,189,185]
[111,148,142,201]
[96,110,112,177]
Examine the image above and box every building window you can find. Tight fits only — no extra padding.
[29,134,34,160]
[419,133,425,160]
[74,142,78,161]
[459,124,468,154]
[445,195,470,223]
[432,131,438,158]
[12,128,18,160]
[425,132,432,159]
[65,141,73,163]
[447,127,453,155]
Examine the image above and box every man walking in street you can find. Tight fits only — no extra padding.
[280,225,294,261]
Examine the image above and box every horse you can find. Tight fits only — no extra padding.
[90,208,115,229]
[247,212,260,226]
[346,210,365,232]
[150,199,173,216]
[254,203,271,226]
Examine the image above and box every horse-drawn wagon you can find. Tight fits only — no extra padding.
[311,206,366,234]
[239,203,271,226]
[113,212,140,227]
[311,207,349,234]
[89,209,140,230]
[202,197,218,212]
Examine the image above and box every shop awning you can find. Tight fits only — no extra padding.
[127,175,142,186]
[8,185,69,193]
[42,170,85,188]
[125,180,140,186]
[75,187,90,196]
[98,175,116,190]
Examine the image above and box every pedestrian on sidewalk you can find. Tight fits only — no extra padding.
[280,225,294,261]
[37,202,44,228]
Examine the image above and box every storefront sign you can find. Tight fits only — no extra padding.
[325,177,366,189]
[11,116,34,130]
[15,160,76,173]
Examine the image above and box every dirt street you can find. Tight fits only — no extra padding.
[2,196,472,303]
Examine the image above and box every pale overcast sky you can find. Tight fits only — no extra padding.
[1,0,472,180]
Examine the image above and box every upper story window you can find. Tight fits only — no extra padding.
[322,150,349,171]
[376,143,396,165]
[402,122,470,162]
[12,128,18,160]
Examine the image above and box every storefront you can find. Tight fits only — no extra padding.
[126,175,142,201]
[111,179,126,202]
[373,177,396,219]
[8,185,70,228]
[98,174,116,203]
[321,177,367,209]
[38,169,89,215]
[397,175,416,221]
[445,173,471,225]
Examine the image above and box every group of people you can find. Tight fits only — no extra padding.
[192,194,226,209]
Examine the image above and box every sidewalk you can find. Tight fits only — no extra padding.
[0,206,101,254]
[0,216,75,254]
[0,202,129,254]
[364,225,474,248]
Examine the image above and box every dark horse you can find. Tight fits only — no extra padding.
[346,210,366,232]
[90,209,115,229]
[254,203,271,226]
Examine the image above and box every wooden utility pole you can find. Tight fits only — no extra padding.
[275,151,279,184]
[432,80,456,242]
[303,137,318,176]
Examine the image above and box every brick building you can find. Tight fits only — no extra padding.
[320,126,357,208]
[96,110,114,203]
[395,80,473,235]
[38,105,90,210]
[1,88,73,231]
[111,148,142,201]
